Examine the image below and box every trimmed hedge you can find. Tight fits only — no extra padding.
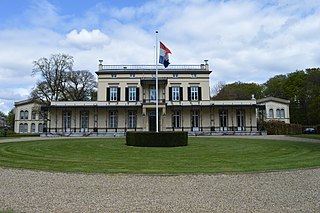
[260,120,302,135]
[126,131,188,147]
[0,131,40,137]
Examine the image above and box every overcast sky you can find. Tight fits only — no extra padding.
[0,0,320,114]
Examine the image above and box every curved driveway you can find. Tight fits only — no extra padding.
[0,135,320,212]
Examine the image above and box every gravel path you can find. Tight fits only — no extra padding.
[0,135,320,212]
[1,168,320,212]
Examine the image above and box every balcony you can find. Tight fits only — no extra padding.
[140,77,168,86]
[143,99,166,104]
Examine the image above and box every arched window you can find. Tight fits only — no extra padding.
[276,109,281,118]
[268,109,274,118]
[38,123,43,133]
[19,123,24,133]
[31,123,36,133]
[280,109,285,118]
[20,111,25,119]
[31,111,36,120]
[24,110,29,120]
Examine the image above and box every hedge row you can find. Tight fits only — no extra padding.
[0,131,40,137]
[316,125,320,134]
[126,131,188,147]
[260,121,302,135]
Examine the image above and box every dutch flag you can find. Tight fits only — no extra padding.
[159,41,172,68]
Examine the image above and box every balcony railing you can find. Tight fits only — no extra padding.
[101,64,206,71]
[143,99,166,104]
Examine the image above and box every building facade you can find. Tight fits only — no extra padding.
[15,60,287,136]
[14,99,47,133]
[257,97,290,124]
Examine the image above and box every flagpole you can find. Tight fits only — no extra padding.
[155,31,159,132]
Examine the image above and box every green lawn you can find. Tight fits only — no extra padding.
[290,134,320,140]
[0,137,320,174]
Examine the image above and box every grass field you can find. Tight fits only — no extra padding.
[0,137,320,174]
[290,134,320,140]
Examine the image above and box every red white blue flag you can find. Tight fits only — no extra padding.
[159,41,172,68]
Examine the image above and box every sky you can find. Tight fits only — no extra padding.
[0,0,320,114]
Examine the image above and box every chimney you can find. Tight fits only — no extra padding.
[98,59,103,71]
[204,59,209,70]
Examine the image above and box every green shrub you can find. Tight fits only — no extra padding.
[261,120,302,135]
[316,125,320,134]
[126,131,188,147]
[0,131,40,137]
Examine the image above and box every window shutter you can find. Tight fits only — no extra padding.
[136,88,139,101]
[188,87,191,101]
[198,87,202,101]
[169,87,172,101]
[117,88,121,101]
[180,87,183,101]
[106,88,110,101]
[125,88,129,101]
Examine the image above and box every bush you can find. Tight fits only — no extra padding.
[261,120,302,135]
[126,131,188,147]
[0,130,40,137]
[316,125,320,134]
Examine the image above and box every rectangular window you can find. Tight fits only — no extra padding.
[237,110,245,131]
[129,87,136,101]
[63,111,71,131]
[150,86,156,101]
[111,74,117,78]
[172,111,181,128]
[172,87,180,101]
[110,87,118,101]
[219,110,228,131]
[130,74,135,78]
[191,110,199,128]
[128,111,137,129]
[173,74,178,78]
[191,87,199,101]
[191,74,197,78]
[109,111,118,128]
[80,111,89,131]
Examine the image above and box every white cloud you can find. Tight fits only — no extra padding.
[62,29,110,49]
[25,0,63,28]
[1,0,320,112]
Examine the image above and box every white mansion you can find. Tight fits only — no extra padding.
[14,60,290,136]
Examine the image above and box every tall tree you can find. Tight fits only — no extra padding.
[264,69,320,125]
[263,74,287,99]
[212,82,264,100]
[304,68,320,124]
[31,54,74,102]
[210,81,225,98]
[31,54,98,102]
[62,70,97,101]
[5,109,15,130]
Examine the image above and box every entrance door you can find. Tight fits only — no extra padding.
[149,111,156,131]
